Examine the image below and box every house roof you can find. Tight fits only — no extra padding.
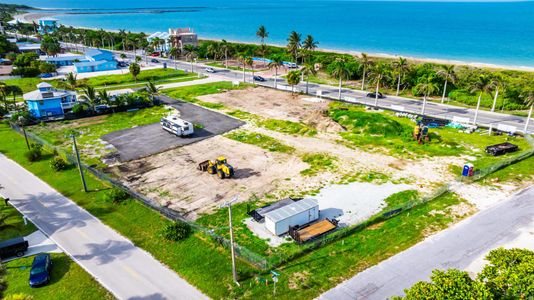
[265,198,318,223]
[16,43,41,51]
[254,198,295,219]
[37,82,52,88]
[44,55,85,62]
[147,31,170,40]
[23,89,76,101]
[74,60,116,68]
[38,17,59,21]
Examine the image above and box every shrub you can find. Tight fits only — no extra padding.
[103,188,129,204]
[160,221,192,241]
[71,103,86,116]
[50,156,68,171]
[24,144,43,162]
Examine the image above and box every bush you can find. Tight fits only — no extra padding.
[71,103,86,116]
[160,221,192,241]
[103,188,129,204]
[24,144,43,162]
[50,156,68,171]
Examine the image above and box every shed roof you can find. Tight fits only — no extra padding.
[265,198,318,223]
[254,198,295,218]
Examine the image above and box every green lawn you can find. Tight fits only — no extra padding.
[3,254,113,300]
[163,81,251,109]
[0,202,37,241]
[225,130,296,153]
[480,154,534,184]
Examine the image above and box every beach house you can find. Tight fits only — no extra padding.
[23,83,78,120]
[43,49,118,73]
[168,28,198,51]
[147,31,171,53]
[38,17,59,35]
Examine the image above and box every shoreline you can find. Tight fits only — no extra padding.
[14,12,534,73]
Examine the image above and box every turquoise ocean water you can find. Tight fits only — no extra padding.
[6,0,534,67]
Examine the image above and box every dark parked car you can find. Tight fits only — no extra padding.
[0,237,29,259]
[366,92,385,99]
[29,253,52,287]
[150,58,159,63]
[253,75,266,82]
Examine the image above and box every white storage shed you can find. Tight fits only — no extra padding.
[264,198,319,236]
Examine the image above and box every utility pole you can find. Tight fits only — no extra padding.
[71,134,87,192]
[21,125,30,150]
[220,196,240,286]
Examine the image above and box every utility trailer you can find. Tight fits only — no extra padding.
[289,219,338,244]
[485,142,519,156]
[161,115,194,137]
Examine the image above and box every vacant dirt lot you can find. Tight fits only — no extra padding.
[110,87,468,219]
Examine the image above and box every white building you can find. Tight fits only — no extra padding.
[264,198,319,236]
[147,31,171,53]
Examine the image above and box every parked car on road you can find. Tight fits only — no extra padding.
[150,58,160,63]
[366,92,385,99]
[29,253,52,287]
[205,67,216,73]
[253,75,266,82]
[0,237,29,259]
[151,52,160,57]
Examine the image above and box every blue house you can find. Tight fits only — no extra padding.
[23,82,77,119]
[73,49,117,73]
[38,18,59,35]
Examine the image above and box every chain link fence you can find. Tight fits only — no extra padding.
[9,123,533,270]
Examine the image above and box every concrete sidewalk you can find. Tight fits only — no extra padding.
[319,186,534,300]
[0,153,209,300]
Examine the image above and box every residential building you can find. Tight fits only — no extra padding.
[23,82,77,119]
[168,28,198,51]
[38,17,59,34]
[147,31,171,53]
[43,49,118,73]
[17,43,43,54]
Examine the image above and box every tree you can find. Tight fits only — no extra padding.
[393,57,409,96]
[520,87,534,133]
[169,47,180,69]
[38,62,56,74]
[256,25,269,60]
[79,86,98,112]
[369,62,390,107]
[66,72,78,89]
[286,70,301,94]
[183,44,197,73]
[8,85,22,109]
[0,34,18,55]
[470,74,496,125]
[301,62,318,94]
[129,62,141,83]
[145,81,160,100]
[206,42,219,60]
[330,57,351,100]
[40,35,61,56]
[244,55,254,83]
[302,35,318,63]
[437,65,456,103]
[268,55,284,89]
[359,53,373,90]
[220,39,231,68]
[287,31,302,63]
[97,90,110,105]
[415,74,439,116]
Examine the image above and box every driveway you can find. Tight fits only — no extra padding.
[0,153,208,300]
[102,95,244,161]
[319,186,534,300]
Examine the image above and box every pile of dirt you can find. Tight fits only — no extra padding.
[302,110,346,133]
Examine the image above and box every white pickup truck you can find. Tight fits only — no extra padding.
[160,115,194,137]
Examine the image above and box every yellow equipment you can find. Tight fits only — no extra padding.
[197,156,235,179]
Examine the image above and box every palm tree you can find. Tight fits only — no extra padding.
[118,29,127,51]
[206,42,220,60]
[287,31,302,63]
[244,56,254,83]
[520,87,534,133]
[369,62,390,107]
[256,25,269,59]
[330,57,351,100]
[302,35,318,63]
[0,82,9,111]
[268,55,284,89]
[437,65,456,103]
[183,45,198,73]
[97,89,111,105]
[9,85,22,108]
[220,40,231,68]
[169,47,180,69]
[301,62,318,94]
[415,74,439,116]
[359,53,372,90]
[393,57,409,96]
[490,74,505,112]
[238,54,248,82]
[66,72,78,89]
[286,70,301,94]
[79,86,98,112]
[470,74,496,125]
[145,81,161,100]
[151,37,162,52]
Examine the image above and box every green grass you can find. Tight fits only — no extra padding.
[0,202,37,241]
[3,253,113,300]
[27,105,172,166]
[163,81,252,110]
[225,131,295,153]
[300,153,337,176]
[259,119,317,137]
[380,190,419,212]
[0,122,481,299]
[481,154,534,184]
[2,77,59,93]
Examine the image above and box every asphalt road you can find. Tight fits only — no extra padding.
[319,186,534,300]
[102,95,244,161]
[106,48,533,134]
[0,153,209,300]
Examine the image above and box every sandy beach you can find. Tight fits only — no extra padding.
[13,12,534,73]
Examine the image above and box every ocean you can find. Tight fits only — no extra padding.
[7,0,534,67]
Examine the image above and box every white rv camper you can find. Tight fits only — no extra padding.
[160,115,194,137]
